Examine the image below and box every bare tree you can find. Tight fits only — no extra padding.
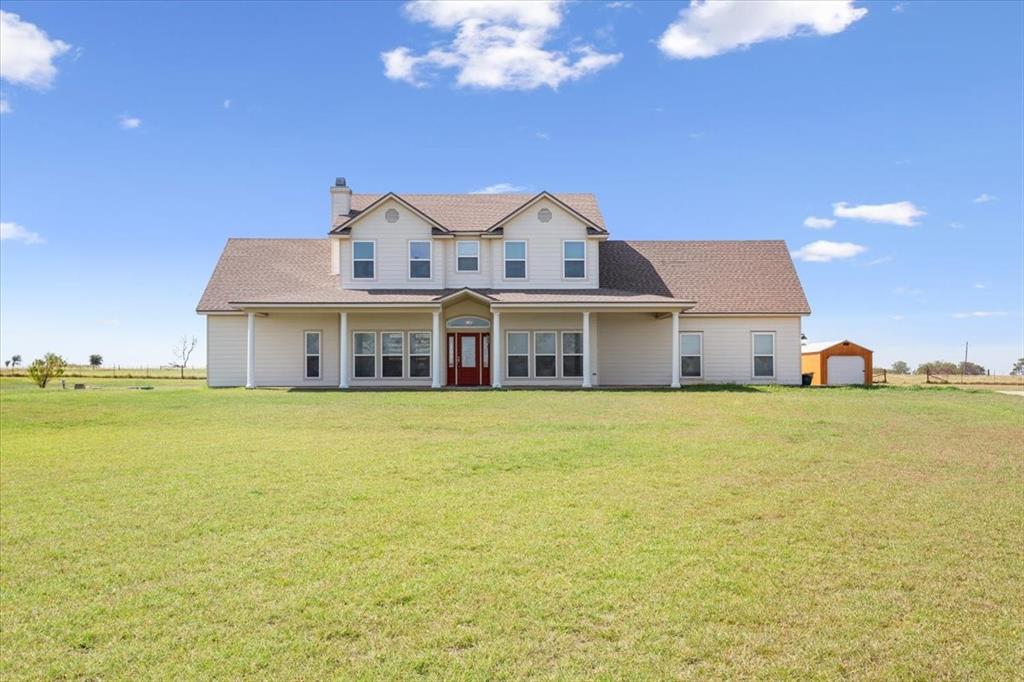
[172,335,198,379]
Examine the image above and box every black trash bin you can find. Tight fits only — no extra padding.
[801,373,813,386]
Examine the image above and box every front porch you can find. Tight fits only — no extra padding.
[230,294,691,389]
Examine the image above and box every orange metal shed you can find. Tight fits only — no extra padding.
[801,340,873,386]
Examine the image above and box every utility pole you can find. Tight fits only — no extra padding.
[962,341,969,383]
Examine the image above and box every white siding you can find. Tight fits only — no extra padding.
[340,199,440,289]
[444,238,494,289]
[254,313,340,387]
[596,314,803,386]
[493,198,599,289]
[207,315,247,387]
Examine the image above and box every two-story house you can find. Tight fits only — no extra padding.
[197,178,810,388]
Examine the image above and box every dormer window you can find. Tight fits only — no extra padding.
[504,240,527,279]
[456,241,480,272]
[563,240,585,279]
[353,241,375,279]
[409,240,432,279]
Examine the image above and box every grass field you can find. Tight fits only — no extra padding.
[879,373,1023,390]
[0,366,206,380]
[1,379,1021,679]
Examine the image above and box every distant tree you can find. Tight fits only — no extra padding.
[171,335,198,379]
[957,361,987,376]
[1012,358,1024,376]
[916,361,958,375]
[3,360,9,368]
[10,354,22,368]
[89,354,103,368]
[890,360,911,375]
[28,353,67,389]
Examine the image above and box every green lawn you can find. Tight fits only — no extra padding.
[1,379,1021,679]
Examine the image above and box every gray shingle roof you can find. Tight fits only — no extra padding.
[197,238,809,315]
[599,240,811,315]
[333,193,606,232]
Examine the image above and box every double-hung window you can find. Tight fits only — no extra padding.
[409,332,431,378]
[409,241,431,279]
[680,332,702,378]
[752,332,775,378]
[563,241,586,279]
[304,331,321,379]
[561,332,583,378]
[504,241,527,279]
[456,241,479,272]
[381,332,404,378]
[534,332,557,378]
[352,241,375,279]
[353,332,376,378]
[507,331,529,378]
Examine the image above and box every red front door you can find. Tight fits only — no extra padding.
[447,332,490,386]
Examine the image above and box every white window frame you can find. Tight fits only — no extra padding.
[408,331,431,379]
[303,330,322,380]
[408,240,432,280]
[752,332,776,379]
[455,240,480,273]
[562,240,586,280]
[560,331,583,378]
[679,331,703,379]
[503,240,528,280]
[533,331,557,379]
[352,331,376,378]
[380,331,405,378]
[506,331,530,378]
[352,240,376,280]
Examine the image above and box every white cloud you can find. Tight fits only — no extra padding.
[973,192,996,203]
[222,98,232,109]
[658,0,867,60]
[952,311,1007,319]
[0,97,9,114]
[471,182,526,194]
[606,1,634,8]
[382,0,622,90]
[0,10,71,89]
[892,2,907,12]
[890,314,905,321]
[0,221,44,244]
[118,115,141,129]
[791,240,866,262]
[973,283,987,289]
[803,215,836,229]
[833,200,925,226]
[534,131,551,141]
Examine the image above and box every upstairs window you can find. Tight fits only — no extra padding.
[456,241,480,272]
[304,330,321,379]
[409,240,432,279]
[504,241,527,279]
[563,241,586,279]
[352,241,375,279]
[752,332,775,378]
[680,332,702,378]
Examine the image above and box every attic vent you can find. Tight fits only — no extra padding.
[385,208,399,223]
[538,208,552,223]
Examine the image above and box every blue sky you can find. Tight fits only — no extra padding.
[1,0,1021,371]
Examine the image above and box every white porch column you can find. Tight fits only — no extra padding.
[670,311,681,388]
[582,311,592,388]
[431,310,442,389]
[492,310,502,388]
[245,312,255,389]
[338,312,349,389]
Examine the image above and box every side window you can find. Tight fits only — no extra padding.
[353,332,376,378]
[352,241,375,279]
[456,241,480,273]
[504,241,527,279]
[680,332,702,378]
[563,241,586,279]
[561,332,583,377]
[752,332,775,378]
[409,240,431,279]
[304,331,321,379]
[507,331,529,377]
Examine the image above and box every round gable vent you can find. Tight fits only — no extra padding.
[538,208,552,223]
[385,208,400,223]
